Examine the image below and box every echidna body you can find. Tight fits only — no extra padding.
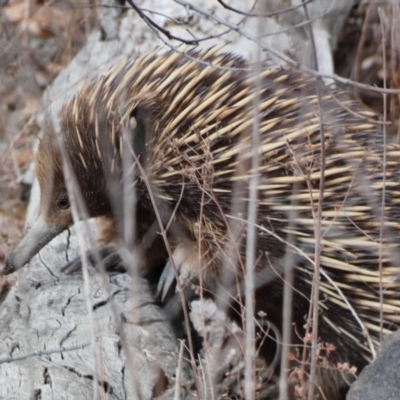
[5,48,400,397]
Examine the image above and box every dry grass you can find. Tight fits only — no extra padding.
[1,1,400,399]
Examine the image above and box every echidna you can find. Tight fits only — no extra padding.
[4,47,400,398]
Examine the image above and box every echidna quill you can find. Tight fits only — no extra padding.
[4,48,400,398]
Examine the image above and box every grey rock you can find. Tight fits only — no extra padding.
[347,329,400,400]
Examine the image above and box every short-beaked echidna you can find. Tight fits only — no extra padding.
[4,47,400,398]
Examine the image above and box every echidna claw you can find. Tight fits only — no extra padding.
[157,242,198,303]
[61,244,126,275]
[157,259,179,303]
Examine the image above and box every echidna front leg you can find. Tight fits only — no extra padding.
[60,218,124,274]
[157,241,204,303]
[61,244,125,274]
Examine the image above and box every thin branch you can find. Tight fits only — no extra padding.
[353,1,377,101]
[279,178,299,400]
[226,214,376,358]
[217,0,312,18]
[299,2,325,398]
[0,343,91,364]
[127,143,201,394]
[126,0,199,45]
[173,0,400,95]
[378,7,387,345]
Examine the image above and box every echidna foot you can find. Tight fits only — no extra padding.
[157,241,200,303]
[61,244,126,274]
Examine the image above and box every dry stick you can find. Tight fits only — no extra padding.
[126,0,199,45]
[209,162,254,393]
[327,89,387,126]
[67,2,239,45]
[279,176,300,400]
[40,109,110,399]
[122,122,137,253]
[378,7,387,345]
[137,7,238,44]
[217,0,313,18]
[169,141,247,395]
[299,2,326,400]
[126,0,399,120]
[0,342,91,364]
[257,3,338,41]
[94,249,144,400]
[172,0,400,95]
[127,146,201,396]
[126,1,391,130]
[391,1,400,144]
[0,114,36,167]
[57,116,144,400]
[226,214,375,357]
[32,117,144,399]
[55,139,101,400]
[120,122,147,400]
[56,115,141,400]
[174,341,185,400]
[243,8,265,399]
[92,113,148,400]
[198,168,216,400]
[353,1,376,102]
[65,183,143,400]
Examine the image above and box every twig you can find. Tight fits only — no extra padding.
[126,0,199,45]
[173,0,400,95]
[127,143,202,394]
[279,177,299,400]
[217,0,312,18]
[0,114,36,168]
[378,7,387,345]
[353,1,376,101]
[0,343,91,364]
[226,214,376,358]
[299,2,325,398]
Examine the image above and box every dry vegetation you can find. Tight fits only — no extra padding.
[1,1,400,399]
[335,1,400,137]
[2,1,400,271]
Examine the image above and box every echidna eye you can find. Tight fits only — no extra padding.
[57,194,70,210]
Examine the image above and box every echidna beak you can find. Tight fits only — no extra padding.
[2,217,67,275]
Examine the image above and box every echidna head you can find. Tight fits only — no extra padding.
[3,61,158,275]
[3,116,116,274]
